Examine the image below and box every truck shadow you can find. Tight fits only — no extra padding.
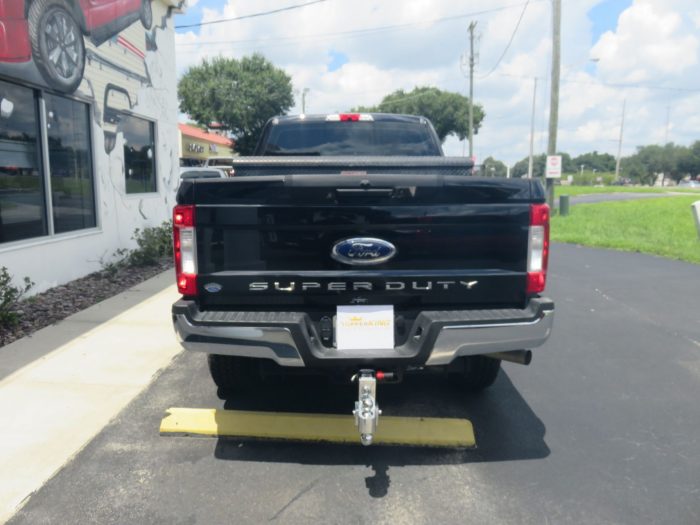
[213,371,549,497]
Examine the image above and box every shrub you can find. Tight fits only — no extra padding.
[128,221,173,267]
[0,267,34,328]
[570,172,616,186]
[99,248,129,278]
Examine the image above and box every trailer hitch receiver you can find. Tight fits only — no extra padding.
[353,370,382,446]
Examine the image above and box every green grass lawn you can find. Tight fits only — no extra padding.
[553,185,699,198]
[551,196,700,264]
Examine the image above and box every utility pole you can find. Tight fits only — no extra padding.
[528,77,538,179]
[615,98,626,179]
[301,88,310,114]
[468,21,477,159]
[546,0,561,205]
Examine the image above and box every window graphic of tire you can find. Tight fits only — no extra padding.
[140,0,153,30]
[28,0,85,93]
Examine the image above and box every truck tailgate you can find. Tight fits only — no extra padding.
[178,172,542,310]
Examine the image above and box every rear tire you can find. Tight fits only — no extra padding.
[140,0,153,29]
[28,0,86,93]
[448,355,501,392]
[207,355,261,392]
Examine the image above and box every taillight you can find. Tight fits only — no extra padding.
[173,205,197,296]
[527,203,550,294]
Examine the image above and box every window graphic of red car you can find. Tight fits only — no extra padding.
[0,0,153,93]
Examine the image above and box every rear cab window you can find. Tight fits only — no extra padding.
[257,116,443,156]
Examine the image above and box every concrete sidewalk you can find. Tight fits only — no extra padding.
[0,271,180,523]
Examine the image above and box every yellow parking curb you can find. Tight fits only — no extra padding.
[160,407,475,448]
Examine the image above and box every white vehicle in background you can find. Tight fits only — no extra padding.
[204,157,236,176]
[179,167,228,180]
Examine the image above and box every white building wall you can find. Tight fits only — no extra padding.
[0,1,183,294]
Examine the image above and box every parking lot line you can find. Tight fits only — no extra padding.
[0,285,181,524]
[160,407,476,448]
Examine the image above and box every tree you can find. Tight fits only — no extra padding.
[629,144,687,185]
[512,154,544,178]
[353,86,485,143]
[676,140,700,180]
[178,54,294,154]
[511,153,572,178]
[481,156,507,177]
[572,151,616,173]
[620,155,653,185]
[559,152,576,174]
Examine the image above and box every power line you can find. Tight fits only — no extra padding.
[175,0,328,29]
[478,0,530,79]
[175,0,544,41]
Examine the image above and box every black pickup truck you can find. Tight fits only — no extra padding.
[172,113,554,445]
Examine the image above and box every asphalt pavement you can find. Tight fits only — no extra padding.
[7,244,700,525]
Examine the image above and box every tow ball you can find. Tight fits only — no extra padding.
[352,369,393,446]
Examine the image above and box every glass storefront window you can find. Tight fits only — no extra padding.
[45,93,96,234]
[0,80,47,243]
[122,115,156,194]
[0,79,165,246]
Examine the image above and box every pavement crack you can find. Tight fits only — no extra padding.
[269,478,319,521]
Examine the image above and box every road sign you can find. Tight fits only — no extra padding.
[545,155,562,178]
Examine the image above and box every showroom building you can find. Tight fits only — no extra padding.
[0,0,184,293]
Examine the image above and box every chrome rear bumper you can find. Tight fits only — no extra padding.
[173,298,554,368]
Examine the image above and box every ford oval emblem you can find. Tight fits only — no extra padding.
[204,282,222,293]
[331,237,397,266]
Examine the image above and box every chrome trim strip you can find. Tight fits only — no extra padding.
[442,313,552,330]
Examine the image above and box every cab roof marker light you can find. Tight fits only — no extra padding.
[327,114,374,122]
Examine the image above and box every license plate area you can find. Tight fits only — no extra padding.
[336,305,394,351]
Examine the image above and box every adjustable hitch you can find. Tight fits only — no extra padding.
[352,370,393,446]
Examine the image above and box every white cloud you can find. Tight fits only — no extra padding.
[173,0,700,164]
[592,0,699,82]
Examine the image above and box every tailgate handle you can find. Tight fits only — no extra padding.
[336,188,394,196]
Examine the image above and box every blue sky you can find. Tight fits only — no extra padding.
[589,0,633,42]
[173,0,700,163]
[174,0,633,81]
[175,0,221,29]
[176,0,633,40]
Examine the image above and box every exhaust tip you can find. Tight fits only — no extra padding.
[485,350,532,366]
